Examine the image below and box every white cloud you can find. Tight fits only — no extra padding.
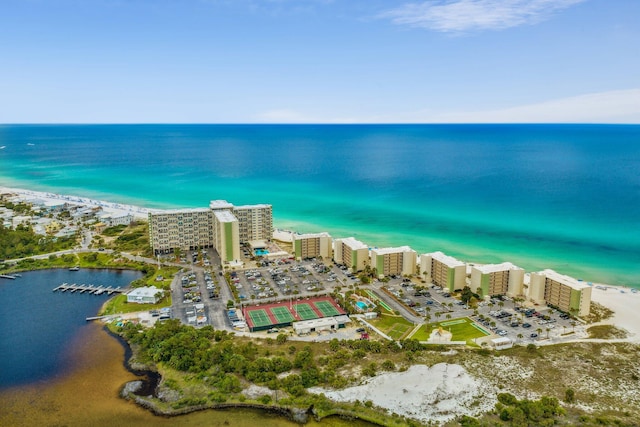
[408,89,640,123]
[256,89,640,124]
[255,108,357,123]
[381,0,586,33]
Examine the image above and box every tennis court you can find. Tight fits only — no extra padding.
[314,300,341,317]
[293,303,319,320]
[243,296,347,332]
[248,309,272,328]
[271,306,295,323]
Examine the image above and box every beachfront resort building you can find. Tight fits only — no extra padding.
[232,204,273,242]
[470,262,525,297]
[148,200,272,259]
[420,251,466,292]
[333,237,370,272]
[528,269,592,316]
[210,200,272,243]
[212,210,241,263]
[370,246,417,277]
[293,232,332,260]
[148,208,215,254]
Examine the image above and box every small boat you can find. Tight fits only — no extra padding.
[69,266,80,271]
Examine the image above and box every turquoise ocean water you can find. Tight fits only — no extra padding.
[0,124,638,287]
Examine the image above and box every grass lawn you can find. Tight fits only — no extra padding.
[369,314,414,340]
[100,293,172,315]
[412,317,488,344]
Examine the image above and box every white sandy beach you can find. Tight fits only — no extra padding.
[589,284,640,342]
[0,186,158,220]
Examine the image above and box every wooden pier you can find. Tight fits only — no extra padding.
[53,282,124,295]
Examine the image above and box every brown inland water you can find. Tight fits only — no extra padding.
[0,322,374,427]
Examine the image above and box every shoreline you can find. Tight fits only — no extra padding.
[3,184,635,286]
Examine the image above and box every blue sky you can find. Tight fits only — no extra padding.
[1,0,639,123]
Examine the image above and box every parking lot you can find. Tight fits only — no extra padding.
[162,248,586,344]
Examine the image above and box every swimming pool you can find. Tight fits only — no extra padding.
[356,301,368,310]
[255,249,269,256]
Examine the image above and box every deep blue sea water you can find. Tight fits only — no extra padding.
[0,269,141,389]
[0,124,639,286]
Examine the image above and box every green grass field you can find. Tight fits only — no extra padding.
[411,317,488,344]
[369,314,414,340]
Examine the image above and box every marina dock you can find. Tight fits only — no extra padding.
[53,283,123,295]
[0,274,18,279]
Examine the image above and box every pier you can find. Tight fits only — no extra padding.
[0,274,17,279]
[53,282,124,295]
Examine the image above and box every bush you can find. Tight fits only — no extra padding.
[565,388,575,403]
[258,394,272,404]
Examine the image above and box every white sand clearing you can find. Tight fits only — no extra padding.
[310,363,496,424]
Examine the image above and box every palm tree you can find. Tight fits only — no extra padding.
[498,301,505,310]
[536,328,542,338]
[435,312,442,321]
[570,321,576,332]
[446,313,452,321]
[546,327,551,339]
[517,333,523,342]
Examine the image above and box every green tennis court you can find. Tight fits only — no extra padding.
[271,306,295,323]
[293,303,318,320]
[248,309,271,328]
[314,300,340,317]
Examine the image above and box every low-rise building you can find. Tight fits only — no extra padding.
[293,232,332,260]
[127,286,162,304]
[491,337,513,350]
[470,262,524,297]
[333,237,370,272]
[98,212,133,227]
[370,246,417,277]
[528,269,592,316]
[420,251,466,292]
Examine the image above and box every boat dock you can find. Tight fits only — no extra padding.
[0,274,17,279]
[53,283,124,295]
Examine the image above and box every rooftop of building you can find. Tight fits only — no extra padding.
[337,236,369,250]
[424,251,465,267]
[213,210,238,222]
[294,231,332,239]
[127,286,160,297]
[150,207,211,215]
[537,269,591,290]
[233,203,272,210]
[474,262,523,274]
[371,246,415,255]
[209,200,234,210]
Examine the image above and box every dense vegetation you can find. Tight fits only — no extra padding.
[99,222,151,256]
[0,223,76,260]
